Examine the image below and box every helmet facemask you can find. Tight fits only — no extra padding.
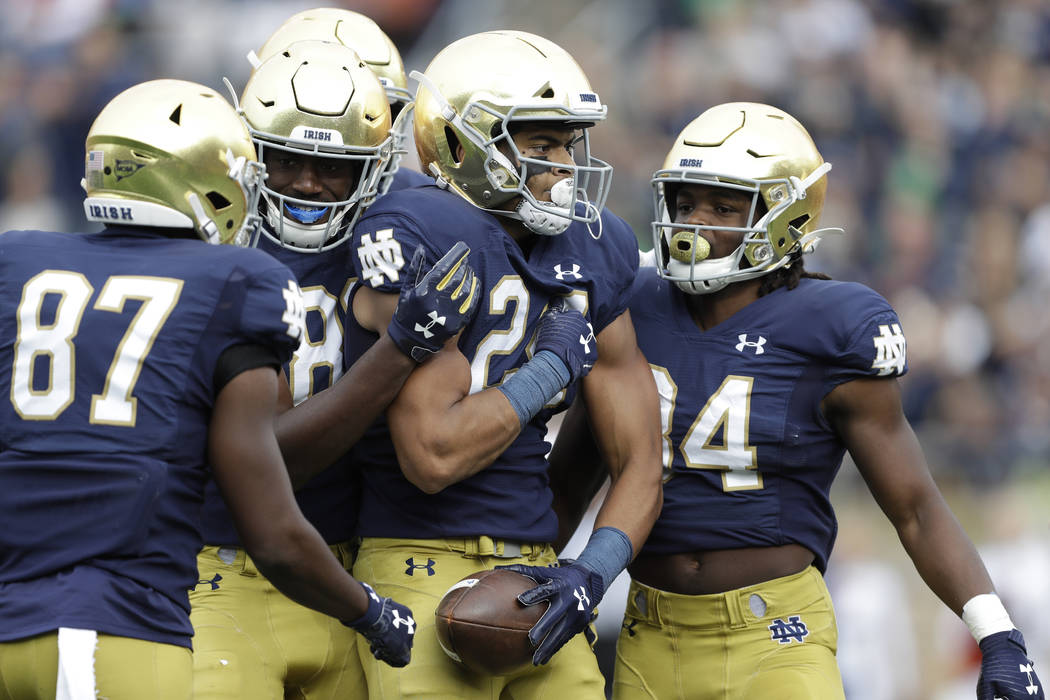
[194,147,267,247]
[380,92,415,195]
[652,165,831,294]
[251,127,391,253]
[650,102,840,294]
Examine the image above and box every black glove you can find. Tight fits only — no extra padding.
[498,560,605,665]
[534,298,596,384]
[977,629,1043,699]
[345,581,416,668]
[387,242,479,362]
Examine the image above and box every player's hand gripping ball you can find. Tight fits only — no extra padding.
[435,569,548,675]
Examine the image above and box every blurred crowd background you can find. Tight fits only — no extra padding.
[1,0,1047,697]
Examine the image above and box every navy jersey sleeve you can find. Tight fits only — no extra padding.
[587,211,640,335]
[198,250,304,384]
[818,282,908,389]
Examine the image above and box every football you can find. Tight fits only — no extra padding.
[435,568,547,675]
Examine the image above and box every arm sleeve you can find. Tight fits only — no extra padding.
[213,343,282,394]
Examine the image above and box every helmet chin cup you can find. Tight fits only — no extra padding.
[516,200,572,236]
[666,251,739,295]
[262,194,351,251]
[516,179,575,236]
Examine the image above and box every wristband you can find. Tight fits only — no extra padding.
[574,526,633,592]
[961,593,1014,643]
[345,581,381,630]
[496,350,570,427]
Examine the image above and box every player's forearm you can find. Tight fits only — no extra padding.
[583,341,663,555]
[894,494,996,615]
[277,334,415,488]
[593,455,662,556]
[246,515,369,622]
[548,402,609,551]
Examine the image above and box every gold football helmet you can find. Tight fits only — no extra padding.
[83,79,264,245]
[652,102,838,294]
[237,40,393,251]
[413,30,612,235]
[249,7,414,192]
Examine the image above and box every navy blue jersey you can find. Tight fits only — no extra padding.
[629,269,908,572]
[390,167,433,189]
[0,227,300,647]
[199,234,358,545]
[346,185,639,542]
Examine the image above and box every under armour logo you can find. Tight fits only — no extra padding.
[554,263,582,280]
[579,323,595,354]
[405,557,436,576]
[574,586,591,611]
[769,616,809,644]
[735,334,766,354]
[871,323,907,376]
[414,310,446,339]
[357,228,405,287]
[623,619,638,637]
[1019,662,1039,695]
[281,280,305,340]
[197,573,223,591]
[391,610,416,635]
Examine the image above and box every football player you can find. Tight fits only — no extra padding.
[190,35,477,700]
[0,79,418,700]
[557,102,1043,699]
[344,30,663,699]
[247,6,433,193]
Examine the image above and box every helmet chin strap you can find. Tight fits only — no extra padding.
[188,193,222,245]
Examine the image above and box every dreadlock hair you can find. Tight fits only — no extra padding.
[757,251,831,297]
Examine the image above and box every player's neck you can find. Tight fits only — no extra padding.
[683,279,760,330]
[500,218,539,258]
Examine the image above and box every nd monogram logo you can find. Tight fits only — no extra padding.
[405,558,436,576]
[414,310,446,339]
[872,323,907,376]
[357,228,405,287]
[282,280,306,340]
[769,616,809,644]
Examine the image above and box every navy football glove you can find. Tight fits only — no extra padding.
[977,629,1043,700]
[534,298,596,384]
[346,581,416,668]
[387,242,479,362]
[499,560,605,665]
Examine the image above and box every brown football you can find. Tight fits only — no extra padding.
[435,568,547,675]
